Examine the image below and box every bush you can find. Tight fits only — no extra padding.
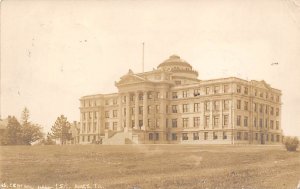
[283,136,299,151]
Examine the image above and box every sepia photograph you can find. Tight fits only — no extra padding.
[0,0,300,188]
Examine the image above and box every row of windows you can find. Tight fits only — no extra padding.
[236,115,280,129]
[237,100,280,116]
[236,132,281,142]
[171,100,230,113]
[168,116,229,128]
[236,85,280,102]
[82,122,97,133]
[172,85,230,99]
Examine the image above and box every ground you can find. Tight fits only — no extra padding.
[0,145,299,189]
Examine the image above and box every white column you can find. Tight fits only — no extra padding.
[126,93,130,131]
[143,91,148,130]
[135,92,139,129]
[117,95,122,131]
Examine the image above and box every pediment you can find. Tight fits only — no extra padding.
[116,74,147,86]
[253,80,271,89]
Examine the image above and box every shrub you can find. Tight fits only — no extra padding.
[283,136,299,151]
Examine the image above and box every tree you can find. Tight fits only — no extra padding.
[50,115,71,145]
[2,116,23,145]
[44,132,55,145]
[284,136,299,151]
[20,107,43,145]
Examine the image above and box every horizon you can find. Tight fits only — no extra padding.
[1,0,300,136]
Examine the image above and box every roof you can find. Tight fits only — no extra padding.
[0,118,8,130]
[157,55,193,69]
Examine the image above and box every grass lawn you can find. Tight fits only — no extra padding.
[0,145,299,189]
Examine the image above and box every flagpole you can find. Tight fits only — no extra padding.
[142,42,145,73]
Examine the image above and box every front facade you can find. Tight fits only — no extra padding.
[79,55,283,144]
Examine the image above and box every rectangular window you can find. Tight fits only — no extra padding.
[205,101,210,111]
[223,100,229,110]
[166,119,168,128]
[172,92,178,99]
[182,104,188,113]
[237,85,241,93]
[244,87,248,95]
[265,119,268,128]
[276,121,279,130]
[244,116,248,127]
[172,133,177,140]
[182,133,188,140]
[155,133,159,141]
[237,115,241,126]
[244,101,248,111]
[139,120,143,127]
[166,105,168,113]
[148,119,152,127]
[244,132,248,140]
[204,132,208,140]
[265,105,269,114]
[172,119,177,128]
[194,103,200,112]
[213,132,218,140]
[223,115,229,127]
[193,133,199,140]
[205,87,210,95]
[172,105,178,113]
[94,112,97,119]
[113,98,117,105]
[214,86,220,94]
[276,135,280,142]
[254,103,257,112]
[113,110,117,118]
[182,91,188,98]
[213,101,220,111]
[194,89,200,96]
[237,132,241,140]
[254,117,257,127]
[139,106,143,115]
[105,111,109,118]
[139,93,143,100]
[213,116,219,127]
[194,117,200,127]
[270,120,274,129]
[276,108,279,116]
[237,100,241,109]
[149,133,153,140]
[260,119,263,128]
[113,122,117,130]
[182,118,189,128]
[255,133,258,140]
[148,105,151,114]
[223,132,227,140]
[148,92,152,99]
[205,116,210,128]
[270,107,274,115]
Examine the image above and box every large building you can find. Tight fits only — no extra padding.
[79,55,282,144]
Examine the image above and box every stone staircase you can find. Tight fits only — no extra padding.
[101,130,139,145]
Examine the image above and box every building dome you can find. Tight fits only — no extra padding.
[157,55,199,83]
[157,55,193,69]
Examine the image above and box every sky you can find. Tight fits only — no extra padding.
[1,0,300,136]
